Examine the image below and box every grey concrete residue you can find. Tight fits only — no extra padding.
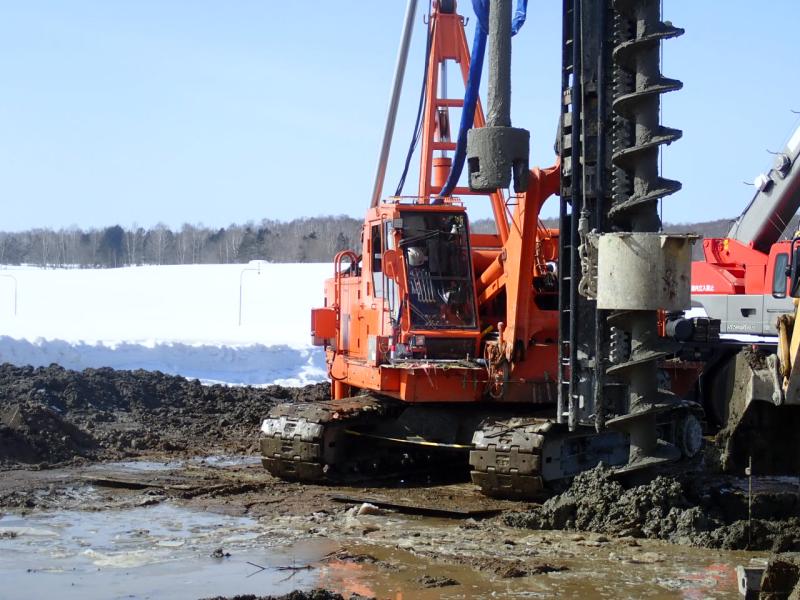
[485,0,512,128]
[504,465,800,552]
[466,0,529,193]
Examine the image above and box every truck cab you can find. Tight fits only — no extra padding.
[691,238,793,335]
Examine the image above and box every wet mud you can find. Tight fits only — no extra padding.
[504,465,800,552]
[0,463,762,599]
[202,593,370,600]
[0,363,796,598]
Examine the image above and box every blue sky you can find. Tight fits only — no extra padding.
[0,1,798,231]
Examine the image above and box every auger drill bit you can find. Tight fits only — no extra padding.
[610,0,683,229]
[598,0,698,472]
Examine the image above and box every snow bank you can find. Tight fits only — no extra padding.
[0,263,331,386]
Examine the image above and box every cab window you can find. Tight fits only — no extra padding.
[399,212,476,329]
[371,224,383,298]
[773,252,789,297]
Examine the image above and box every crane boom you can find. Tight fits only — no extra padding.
[727,123,800,253]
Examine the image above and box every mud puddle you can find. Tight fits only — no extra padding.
[316,542,755,599]
[305,509,763,599]
[0,489,765,600]
[0,503,335,600]
[192,455,262,468]
[86,459,185,472]
[85,455,261,474]
[720,474,800,494]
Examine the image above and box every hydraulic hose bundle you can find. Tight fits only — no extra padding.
[394,0,528,198]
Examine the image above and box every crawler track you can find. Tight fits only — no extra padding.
[262,399,639,500]
[469,419,552,499]
[260,396,392,482]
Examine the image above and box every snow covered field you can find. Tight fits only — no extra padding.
[0,263,331,386]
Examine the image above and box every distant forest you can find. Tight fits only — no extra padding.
[0,215,749,268]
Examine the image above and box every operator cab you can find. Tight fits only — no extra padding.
[398,211,477,330]
[370,204,481,362]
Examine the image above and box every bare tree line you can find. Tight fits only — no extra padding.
[0,216,361,268]
[0,215,748,268]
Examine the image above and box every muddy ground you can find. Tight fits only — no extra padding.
[505,465,800,552]
[203,593,366,600]
[1,363,799,598]
[0,363,328,466]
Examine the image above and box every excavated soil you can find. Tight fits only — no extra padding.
[504,465,800,551]
[3,363,800,597]
[203,593,371,600]
[0,363,328,467]
[2,362,799,556]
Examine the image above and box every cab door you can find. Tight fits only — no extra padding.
[764,246,794,334]
[726,294,765,335]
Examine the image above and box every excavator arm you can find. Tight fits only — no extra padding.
[475,162,560,364]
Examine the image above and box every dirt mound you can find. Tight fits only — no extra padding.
[0,401,98,464]
[504,465,800,551]
[0,363,329,467]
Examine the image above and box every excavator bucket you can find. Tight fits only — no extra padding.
[710,350,800,474]
[779,307,800,402]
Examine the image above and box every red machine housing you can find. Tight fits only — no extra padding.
[692,238,790,297]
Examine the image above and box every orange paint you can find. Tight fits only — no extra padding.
[313,1,560,404]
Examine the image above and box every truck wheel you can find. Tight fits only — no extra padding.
[676,412,703,458]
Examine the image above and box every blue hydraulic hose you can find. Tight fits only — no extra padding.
[475,0,528,34]
[511,0,528,34]
[436,0,527,200]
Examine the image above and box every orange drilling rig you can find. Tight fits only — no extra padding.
[261,0,705,498]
